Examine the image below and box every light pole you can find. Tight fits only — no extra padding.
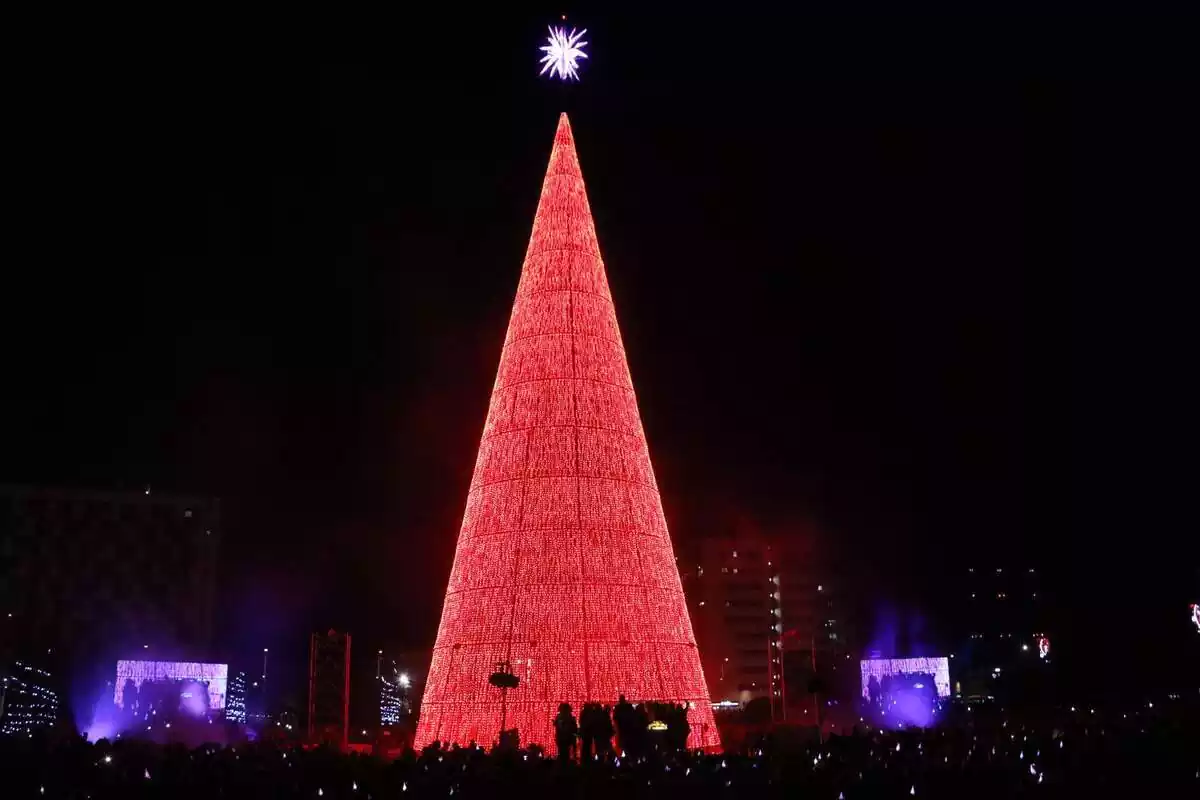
[262,648,269,716]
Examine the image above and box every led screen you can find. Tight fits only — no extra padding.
[113,660,228,712]
[860,657,951,700]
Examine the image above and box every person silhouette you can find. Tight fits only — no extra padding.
[614,694,635,755]
[554,702,578,760]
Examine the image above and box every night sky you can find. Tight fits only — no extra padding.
[3,11,1194,700]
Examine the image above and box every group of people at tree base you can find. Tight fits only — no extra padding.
[551,695,690,760]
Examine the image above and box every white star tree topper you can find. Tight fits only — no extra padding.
[539,26,588,81]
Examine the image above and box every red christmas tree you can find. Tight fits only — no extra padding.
[415,113,718,751]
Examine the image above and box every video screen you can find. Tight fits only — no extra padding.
[113,660,228,713]
[860,657,951,700]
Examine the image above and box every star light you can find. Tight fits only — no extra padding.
[539,26,588,81]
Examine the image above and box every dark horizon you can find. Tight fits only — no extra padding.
[2,11,1193,704]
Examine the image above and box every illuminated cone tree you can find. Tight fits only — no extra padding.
[415,114,719,751]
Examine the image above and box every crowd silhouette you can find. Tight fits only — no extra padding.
[3,699,1197,798]
[548,696,690,761]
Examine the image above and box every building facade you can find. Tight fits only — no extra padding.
[0,485,220,667]
[947,566,1052,701]
[0,659,59,735]
[225,670,247,724]
[376,652,411,726]
[686,527,849,721]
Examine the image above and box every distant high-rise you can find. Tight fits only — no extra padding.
[414,115,718,751]
[225,670,247,724]
[949,566,1052,698]
[0,485,220,664]
[0,660,59,735]
[686,527,849,722]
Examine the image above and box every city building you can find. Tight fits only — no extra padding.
[308,630,351,749]
[225,670,247,724]
[414,114,718,752]
[1,659,59,735]
[376,651,411,726]
[0,485,220,668]
[687,526,849,721]
[948,566,1052,700]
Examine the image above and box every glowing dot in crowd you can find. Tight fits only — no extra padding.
[1190,603,1200,632]
[539,26,588,80]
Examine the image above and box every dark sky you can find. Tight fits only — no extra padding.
[3,11,1195,696]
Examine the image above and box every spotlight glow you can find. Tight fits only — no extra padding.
[539,26,588,81]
